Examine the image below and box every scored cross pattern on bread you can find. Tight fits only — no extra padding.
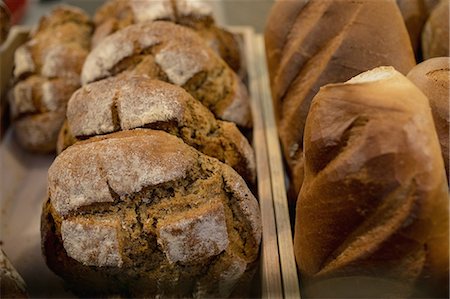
[81,21,252,128]
[57,76,255,184]
[42,129,261,298]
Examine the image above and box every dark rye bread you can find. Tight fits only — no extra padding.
[422,0,449,59]
[92,0,244,79]
[9,5,92,153]
[58,76,255,184]
[42,129,261,298]
[81,21,251,128]
[265,0,416,199]
[0,249,28,298]
[295,67,449,298]
[407,57,450,178]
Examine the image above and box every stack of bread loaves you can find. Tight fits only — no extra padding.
[266,0,449,297]
[92,0,245,79]
[40,2,260,298]
[8,6,92,153]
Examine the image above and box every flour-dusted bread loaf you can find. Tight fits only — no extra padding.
[408,57,450,178]
[422,0,450,59]
[92,0,245,79]
[0,249,28,298]
[8,5,92,153]
[82,21,251,128]
[295,67,449,298]
[265,0,416,199]
[42,129,261,298]
[58,76,255,184]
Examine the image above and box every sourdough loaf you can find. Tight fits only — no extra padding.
[422,0,449,59]
[407,57,449,178]
[42,129,261,298]
[0,249,28,298]
[8,5,92,153]
[82,21,251,128]
[58,76,255,184]
[92,0,244,79]
[265,0,416,198]
[295,67,449,298]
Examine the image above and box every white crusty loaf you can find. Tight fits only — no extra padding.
[42,129,261,298]
[8,5,92,153]
[295,66,449,298]
[81,21,251,128]
[407,57,449,178]
[58,76,255,184]
[265,0,416,199]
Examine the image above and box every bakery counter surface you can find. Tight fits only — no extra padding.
[0,26,299,298]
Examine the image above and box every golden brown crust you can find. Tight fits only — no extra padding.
[9,5,92,153]
[43,129,261,298]
[59,76,255,184]
[422,0,450,59]
[295,67,449,298]
[407,57,450,178]
[264,0,415,198]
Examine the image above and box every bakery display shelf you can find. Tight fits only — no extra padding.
[0,26,286,298]
[254,35,301,299]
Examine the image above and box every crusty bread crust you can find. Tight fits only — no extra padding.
[422,0,449,59]
[407,57,450,178]
[82,21,252,128]
[9,5,92,153]
[295,67,449,297]
[0,249,28,298]
[43,129,261,298]
[265,0,415,198]
[60,76,255,184]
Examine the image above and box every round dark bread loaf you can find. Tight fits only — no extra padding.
[0,249,28,298]
[407,57,449,178]
[92,0,244,79]
[42,129,261,298]
[58,76,255,184]
[295,67,449,298]
[9,5,92,153]
[422,0,449,59]
[265,0,416,199]
[82,21,251,128]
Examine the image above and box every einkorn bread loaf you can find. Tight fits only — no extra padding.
[408,57,449,178]
[42,129,261,298]
[8,5,92,153]
[82,21,251,128]
[92,0,245,79]
[0,249,28,298]
[422,0,450,59]
[295,67,449,298]
[265,0,416,198]
[58,76,256,184]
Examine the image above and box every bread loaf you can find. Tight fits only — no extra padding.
[295,67,449,297]
[92,0,245,79]
[8,5,92,153]
[265,0,416,198]
[0,1,10,45]
[407,57,449,178]
[58,76,255,184]
[422,0,449,59]
[42,129,261,298]
[82,21,251,128]
[0,249,28,298]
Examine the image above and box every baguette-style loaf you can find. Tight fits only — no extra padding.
[422,0,449,59]
[82,21,251,128]
[407,57,449,178]
[42,129,261,298]
[0,249,28,298]
[265,0,416,198]
[92,0,244,79]
[295,67,449,297]
[58,76,255,184]
[8,5,92,153]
